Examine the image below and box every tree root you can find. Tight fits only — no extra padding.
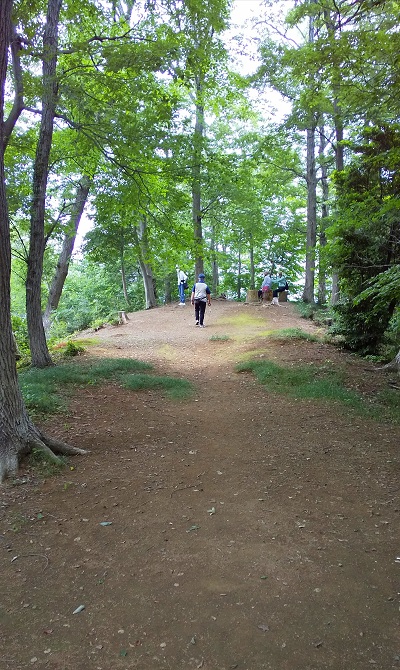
[39,432,88,456]
[28,433,87,465]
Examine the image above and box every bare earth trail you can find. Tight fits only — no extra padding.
[1,301,399,670]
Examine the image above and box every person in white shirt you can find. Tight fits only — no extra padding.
[176,266,188,305]
[190,273,211,327]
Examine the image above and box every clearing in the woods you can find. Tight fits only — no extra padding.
[1,300,399,670]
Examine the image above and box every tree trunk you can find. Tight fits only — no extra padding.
[26,0,62,367]
[210,225,219,295]
[43,176,92,333]
[237,246,242,300]
[302,123,317,303]
[381,349,400,375]
[249,236,255,290]
[192,73,205,279]
[302,12,317,304]
[121,253,130,306]
[136,216,156,309]
[317,124,329,305]
[0,0,86,482]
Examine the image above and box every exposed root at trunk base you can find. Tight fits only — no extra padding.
[29,433,87,466]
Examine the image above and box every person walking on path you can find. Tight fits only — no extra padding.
[176,266,188,305]
[191,273,211,327]
[271,271,289,305]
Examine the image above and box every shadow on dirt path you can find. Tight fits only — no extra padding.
[1,301,399,669]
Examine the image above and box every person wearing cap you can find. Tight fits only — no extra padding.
[176,265,188,305]
[191,273,211,327]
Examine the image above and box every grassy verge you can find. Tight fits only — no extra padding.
[236,358,400,423]
[19,357,194,416]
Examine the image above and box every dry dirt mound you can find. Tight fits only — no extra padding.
[1,301,399,670]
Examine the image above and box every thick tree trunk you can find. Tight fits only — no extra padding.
[0,0,86,481]
[43,176,92,333]
[26,0,62,367]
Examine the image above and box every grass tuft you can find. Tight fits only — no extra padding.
[271,327,319,342]
[19,357,192,416]
[235,358,399,421]
[122,373,194,400]
[209,334,230,342]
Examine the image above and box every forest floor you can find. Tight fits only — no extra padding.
[1,299,399,670]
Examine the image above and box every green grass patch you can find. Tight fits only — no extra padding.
[209,334,230,342]
[19,357,187,416]
[270,327,320,342]
[236,359,366,414]
[121,373,193,400]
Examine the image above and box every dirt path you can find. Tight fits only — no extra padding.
[1,301,399,670]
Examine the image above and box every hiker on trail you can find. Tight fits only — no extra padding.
[176,266,188,305]
[271,271,289,306]
[191,273,211,327]
[258,271,272,301]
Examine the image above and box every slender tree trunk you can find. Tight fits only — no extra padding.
[0,0,85,482]
[192,74,205,279]
[331,95,343,306]
[135,217,156,309]
[302,124,317,303]
[302,12,317,304]
[26,0,62,367]
[120,252,130,305]
[318,124,329,305]
[237,247,242,300]
[249,235,255,290]
[43,176,92,332]
[210,225,219,295]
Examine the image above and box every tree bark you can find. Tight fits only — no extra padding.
[317,123,329,305]
[380,350,400,374]
[135,217,156,309]
[302,123,317,303]
[43,176,92,333]
[210,225,219,295]
[192,73,205,279]
[26,0,62,367]
[0,0,86,482]
[302,12,317,304]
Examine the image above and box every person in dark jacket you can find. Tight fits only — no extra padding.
[191,273,211,327]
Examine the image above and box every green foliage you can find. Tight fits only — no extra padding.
[11,315,30,359]
[50,260,144,335]
[327,125,400,353]
[63,341,85,357]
